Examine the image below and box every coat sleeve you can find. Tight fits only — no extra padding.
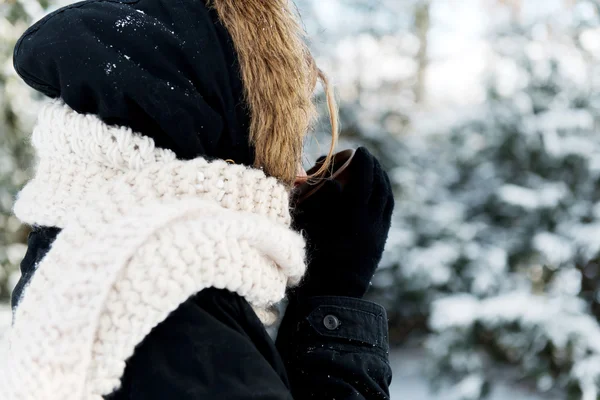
[106,288,293,400]
[276,296,393,399]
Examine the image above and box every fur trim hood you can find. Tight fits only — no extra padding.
[210,0,317,184]
[13,0,316,186]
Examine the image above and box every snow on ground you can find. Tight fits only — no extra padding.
[389,347,560,400]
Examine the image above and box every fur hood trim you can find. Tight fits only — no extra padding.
[210,0,317,185]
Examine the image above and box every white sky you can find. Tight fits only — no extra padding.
[307,0,574,109]
[425,0,568,108]
[427,0,491,107]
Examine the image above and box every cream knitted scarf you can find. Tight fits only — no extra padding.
[0,100,306,400]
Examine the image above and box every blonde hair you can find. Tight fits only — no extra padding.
[308,61,340,181]
[209,0,338,187]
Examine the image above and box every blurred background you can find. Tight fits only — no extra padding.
[2,0,600,399]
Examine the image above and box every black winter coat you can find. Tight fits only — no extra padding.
[14,227,392,399]
[11,0,393,397]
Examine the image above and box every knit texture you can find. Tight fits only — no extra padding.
[14,100,292,229]
[2,100,306,400]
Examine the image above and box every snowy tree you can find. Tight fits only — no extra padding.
[371,1,600,398]
[0,0,40,304]
[0,0,71,303]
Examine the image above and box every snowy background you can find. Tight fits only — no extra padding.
[3,0,600,399]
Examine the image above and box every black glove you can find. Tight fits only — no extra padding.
[292,147,394,299]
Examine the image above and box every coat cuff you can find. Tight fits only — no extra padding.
[282,296,389,354]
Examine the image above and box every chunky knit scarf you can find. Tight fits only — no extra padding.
[0,100,306,400]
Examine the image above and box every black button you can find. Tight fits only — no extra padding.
[323,314,340,330]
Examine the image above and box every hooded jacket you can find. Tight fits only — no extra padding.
[4,0,392,398]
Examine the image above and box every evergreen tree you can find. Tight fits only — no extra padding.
[0,0,45,303]
[374,1,600,398]
[0,0,66,302]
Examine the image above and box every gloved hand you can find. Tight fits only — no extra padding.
[292,147,394,299]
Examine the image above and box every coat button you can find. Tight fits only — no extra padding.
[323,315,340,330]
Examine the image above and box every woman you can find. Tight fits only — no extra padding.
[2,0,394,399]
